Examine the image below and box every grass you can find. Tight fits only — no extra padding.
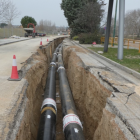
[89,47,140,73]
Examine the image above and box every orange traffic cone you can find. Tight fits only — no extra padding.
[40,38,42,45]
[8,55,21,81]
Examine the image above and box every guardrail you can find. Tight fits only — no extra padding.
[101,37,140,53]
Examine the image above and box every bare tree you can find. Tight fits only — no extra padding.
[38,20,44,31]
[0,0,10,22]
[125,9,140,37]
[36,20,57,34]
[36,19,67,35]
[57,26,66,32]
[3,0,20,25]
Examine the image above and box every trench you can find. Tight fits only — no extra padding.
[15,38,66,140]
[14,38,134,140]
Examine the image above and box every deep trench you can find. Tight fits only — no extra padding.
[15,38,112,140]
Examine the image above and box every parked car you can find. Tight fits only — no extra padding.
[37,33,46,36]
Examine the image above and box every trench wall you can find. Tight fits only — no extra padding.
[62,39,137,140]
[14,37,64,140]
[63,45,111,139]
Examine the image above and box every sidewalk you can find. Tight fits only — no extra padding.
[72,40,140,85]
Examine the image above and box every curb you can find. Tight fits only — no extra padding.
[72,41,140,80]
[0,38,30,46]
[0,36,42,46]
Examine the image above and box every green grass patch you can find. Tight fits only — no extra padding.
[89,47,140,73]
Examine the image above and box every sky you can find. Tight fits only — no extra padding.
[12,0,140,26]
[12,0,68,27]
[104,0,140,17]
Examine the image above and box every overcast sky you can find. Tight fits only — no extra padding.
[12,0,140,26]
[12,0,68,26]
[104,0,140,17]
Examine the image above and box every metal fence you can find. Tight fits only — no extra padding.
[101,37,140,53]
[0,27,26,39]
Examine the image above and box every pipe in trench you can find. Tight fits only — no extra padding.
[37,45,60,140]
[57,46,85,140]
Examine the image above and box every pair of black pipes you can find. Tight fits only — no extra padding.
[37,44,85,140]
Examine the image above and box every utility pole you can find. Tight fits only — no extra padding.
[118,0,125,60]
[3,26,5,38]
[104,0,114,52]
[113,0,118,46]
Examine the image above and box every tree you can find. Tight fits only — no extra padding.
[36,20,56,34]
[3,1,20,25]
[0,23,8,28]
[38,20,44,31]
[0,0,10,22]
[125,9,140,37]
[61,0,105,37]
[61,0,85,26]
[21,16,37,28]
[77,2,104,32]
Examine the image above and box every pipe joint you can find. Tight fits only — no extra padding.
[63,114,83,131]
[53,53,57,55]
[57,66,65,72]
[50,62,56,66]
[41,98,57,112]
[41,106,56,115]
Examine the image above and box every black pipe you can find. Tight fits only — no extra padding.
[57,47,85,140]
[37,46,59,140]
[51,44,61,63]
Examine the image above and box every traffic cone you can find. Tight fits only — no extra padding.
[40,38,42,45]
[8,55,21,81]
[11,55,19,79]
